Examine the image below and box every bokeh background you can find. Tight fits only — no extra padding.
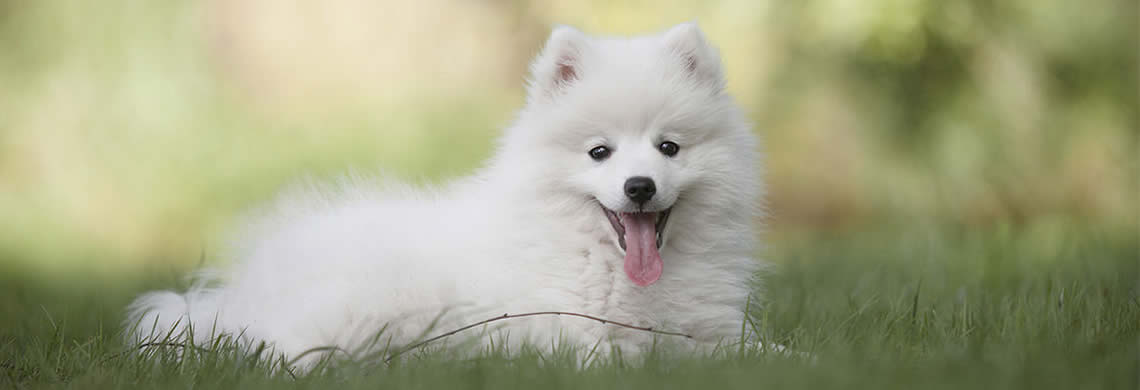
[0,0,1135,277]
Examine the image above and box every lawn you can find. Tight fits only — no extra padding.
[1,223,1135,389]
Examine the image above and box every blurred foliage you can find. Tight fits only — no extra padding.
[0,0,1135,271]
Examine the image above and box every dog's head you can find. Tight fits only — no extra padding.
[505,23,760,286]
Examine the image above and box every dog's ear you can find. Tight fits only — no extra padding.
[528,25,589,99]
[662,22,724,90]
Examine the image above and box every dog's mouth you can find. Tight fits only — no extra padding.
[600,205,672,287]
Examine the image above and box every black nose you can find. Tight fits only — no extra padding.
[624,177,656,205]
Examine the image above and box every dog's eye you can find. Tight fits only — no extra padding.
[658,141,680,157]
[589,146,611,161]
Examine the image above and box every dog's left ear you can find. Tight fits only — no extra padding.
[527,25,590,100]
[662,22,724,89]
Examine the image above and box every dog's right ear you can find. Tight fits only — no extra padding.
[527,25,589,100]
[662,22,724,91]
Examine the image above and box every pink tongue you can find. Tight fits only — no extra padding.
[621,212,662,286]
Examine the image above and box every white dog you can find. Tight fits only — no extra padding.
[127,22,764,366]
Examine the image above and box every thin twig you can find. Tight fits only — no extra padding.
[102,311,693,375]
[384,311,692,363]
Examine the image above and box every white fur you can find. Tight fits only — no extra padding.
[126,23,764,366]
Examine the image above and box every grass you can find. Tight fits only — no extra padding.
[1,223,1136,389]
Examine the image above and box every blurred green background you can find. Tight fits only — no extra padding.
[0,0,1135,276]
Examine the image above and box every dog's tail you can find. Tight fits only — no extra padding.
[124,277,224,346]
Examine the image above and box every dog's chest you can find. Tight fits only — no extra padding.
[564,241,667,324]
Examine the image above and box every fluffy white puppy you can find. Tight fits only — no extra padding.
[128,22,764,366]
